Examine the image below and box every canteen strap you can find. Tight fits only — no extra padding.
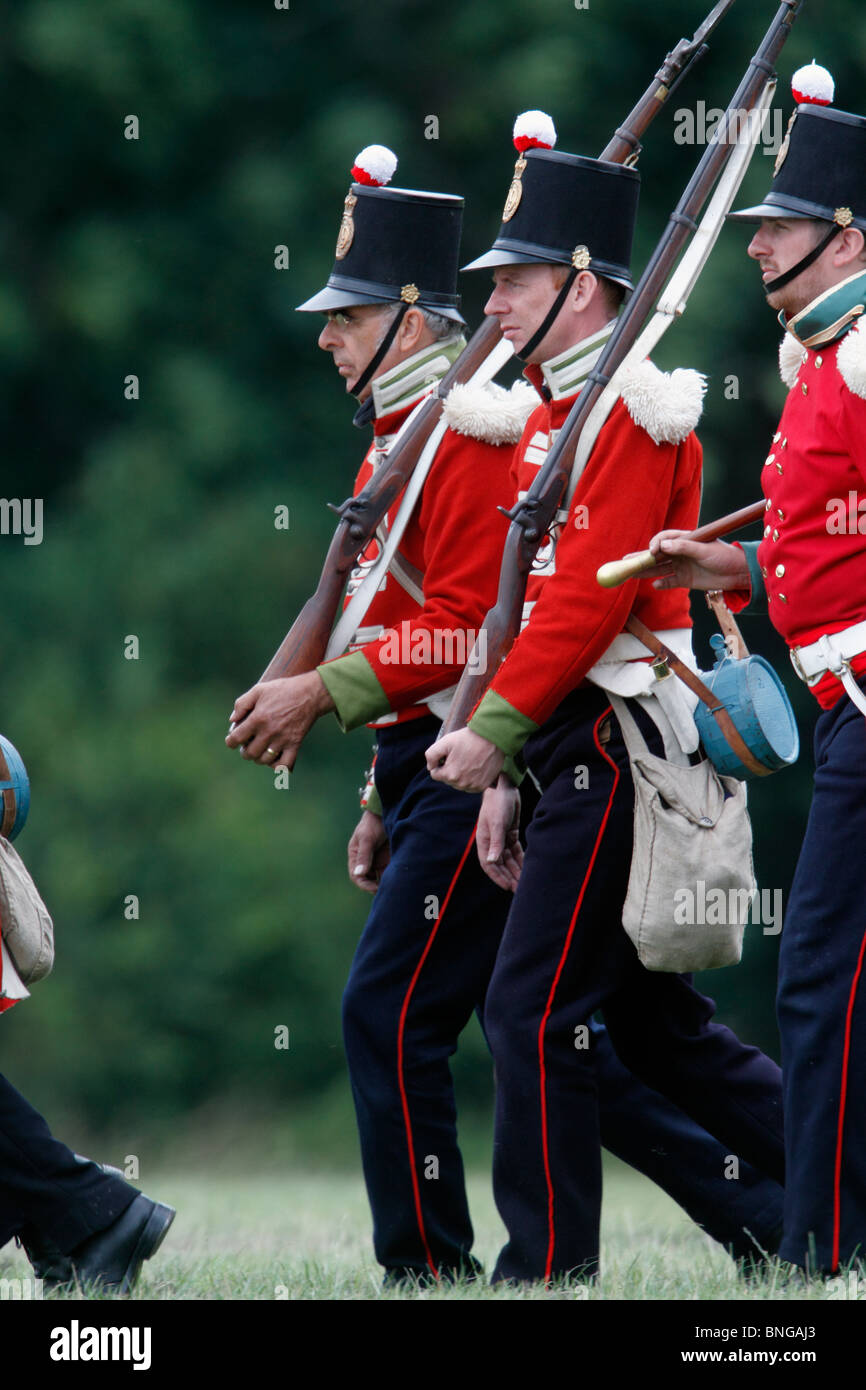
[706,590,749,660]
[625,613,771,778]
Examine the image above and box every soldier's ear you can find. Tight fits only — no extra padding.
[398,306,428,352]
[850,227,865,265]
[835,226,866,267]
[571,269,600,314]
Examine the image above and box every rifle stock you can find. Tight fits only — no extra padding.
[440,530,529,736]
[260,564,348,682]
[442,0,802,734]
[254,316,503,684]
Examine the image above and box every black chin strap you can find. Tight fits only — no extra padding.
[516,267,578,362]
[764,223,842,296]
[350,302,410,398]
[352,396,376,429]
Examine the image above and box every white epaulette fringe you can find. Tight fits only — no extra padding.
[443,380,537,445]
[616,360,707,446]
[779,332,806,389]
[779,321,866,397]
[837,320,866,399]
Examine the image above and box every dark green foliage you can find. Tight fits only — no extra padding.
[0,0,860,1148]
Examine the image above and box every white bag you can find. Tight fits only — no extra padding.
[611,695,755,972]
[0,836,54,984]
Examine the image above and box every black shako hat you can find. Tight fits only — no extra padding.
[730,63,866,232]
[296,144,465,324]
[463,111,640,291]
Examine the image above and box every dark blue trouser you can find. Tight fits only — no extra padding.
[777,688,866,1272]
[0,1073,135,1252]
[342,714,782,1282]
[484,690,785,1283]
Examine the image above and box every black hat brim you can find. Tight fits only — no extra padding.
[461,245,634,293]
[728,194,866,233]
[296,285,390,313]
[461,248,553,272]
[727,200,813,223]
[296,283,465,324]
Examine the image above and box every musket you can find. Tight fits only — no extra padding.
[254,0,736,685]
[596,498,767,587]
[601,0,734,164]
[439,0,802,736]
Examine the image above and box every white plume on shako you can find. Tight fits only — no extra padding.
[351,144,398,187]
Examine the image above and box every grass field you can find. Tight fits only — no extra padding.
[0,1157,842,1301]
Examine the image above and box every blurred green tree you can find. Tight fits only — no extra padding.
[0,0,860,1155]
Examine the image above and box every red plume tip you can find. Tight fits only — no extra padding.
[512,111,557,155]
[350,145,398,188]
[791,62,835,107]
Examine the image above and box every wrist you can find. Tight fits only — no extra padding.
[308,671,335,716]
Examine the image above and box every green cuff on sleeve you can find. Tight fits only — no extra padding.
[317,651,390,731]
[468,690,540,760]
[362,780,383,817]
[501,754,527,789]
[739,541,766,610]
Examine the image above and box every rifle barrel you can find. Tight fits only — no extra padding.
[442,1,802,732]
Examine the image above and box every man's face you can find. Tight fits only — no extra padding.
[484,262,576,363]
[747,218,835,317]
[317,303,395,398]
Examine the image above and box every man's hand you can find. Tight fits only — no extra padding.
[647,532,751,593]
[477,777,523,892]
[347,811,390,894]
[426,728,505,793]
[225,672,335,770]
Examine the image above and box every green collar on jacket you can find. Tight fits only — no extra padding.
[781,269,866,350]
[371,333,466,419]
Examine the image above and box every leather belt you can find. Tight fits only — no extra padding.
[626,614,771,777]
[790,620,866,716]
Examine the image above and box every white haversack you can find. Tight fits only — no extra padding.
[0,836,54,985]
[611,695,755,972]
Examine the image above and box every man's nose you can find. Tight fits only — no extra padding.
[318,321,339,349]
[485,286,505,316]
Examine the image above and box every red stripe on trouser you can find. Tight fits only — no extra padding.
[538,707,620,1284]
[832,919,866,1271]
[397,824,478,1281]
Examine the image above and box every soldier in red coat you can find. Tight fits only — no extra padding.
[428,115,786,1283]
[649,64,866,1276]
[226,139,787,1284]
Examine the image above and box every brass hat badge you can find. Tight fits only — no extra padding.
[335,191,357,260]
[502,155,528,222]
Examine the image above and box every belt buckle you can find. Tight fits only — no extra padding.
[816,632,850,679]
[789,645,808,683]
[791,634,851,686]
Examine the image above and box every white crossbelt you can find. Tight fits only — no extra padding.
[325,335,515,661]
[562,80,777,511]
[790,620,866,715]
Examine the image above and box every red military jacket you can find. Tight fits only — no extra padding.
[727,295,866,709]
[467,342,705,756]
[317,337,528,731]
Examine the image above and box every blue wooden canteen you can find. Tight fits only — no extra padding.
[0,735,30,840]
[695,635,799,780]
